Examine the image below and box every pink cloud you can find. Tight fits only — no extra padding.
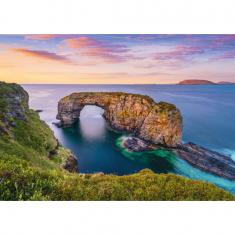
[63,36,129,63]
[12,48,71,64]
[64,37,98,48]
[24,34,57,40]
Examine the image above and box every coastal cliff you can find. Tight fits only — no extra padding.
[0,81,29,133]
[57,92,182,147]
[0,81,77,172]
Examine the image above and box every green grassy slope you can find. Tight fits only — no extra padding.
[0,81,234,201]
[0,82,74,171]
[0,156,233,200]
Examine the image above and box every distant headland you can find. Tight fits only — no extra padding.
[178,79,235,85]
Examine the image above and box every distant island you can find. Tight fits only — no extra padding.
[178,79,215,85]
[178,79,234,85]
[217,81,235,85]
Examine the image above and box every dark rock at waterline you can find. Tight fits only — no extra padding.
[173,143,235,180]
[62,153,78,173]
[52,121,63,127]
[35,109,43,113]
[121,136,235,180]
[122,136,156,152]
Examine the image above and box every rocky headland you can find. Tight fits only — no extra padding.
[174,142,235,180]
[119,136,235,180]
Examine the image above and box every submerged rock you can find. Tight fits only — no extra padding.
[56,92,182,147]
[121,136,156,152]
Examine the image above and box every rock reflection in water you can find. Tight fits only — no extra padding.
[80,105,106,140]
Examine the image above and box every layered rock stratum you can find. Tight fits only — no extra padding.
[57,92,182,147]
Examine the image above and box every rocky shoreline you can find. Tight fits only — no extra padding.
[120,136,235,180]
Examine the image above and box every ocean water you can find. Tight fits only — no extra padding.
[22,84,235,193]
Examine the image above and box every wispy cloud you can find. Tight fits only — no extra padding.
[11,48,71,64]
[150,45,206,68]
[210,51,235,61]
[63,36,130,63]
[154,45,204,61]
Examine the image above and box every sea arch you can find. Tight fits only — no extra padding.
[56,92,182,147]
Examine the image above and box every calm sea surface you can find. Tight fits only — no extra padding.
[22,84,235,193]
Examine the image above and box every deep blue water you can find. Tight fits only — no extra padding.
[22,84,235,193]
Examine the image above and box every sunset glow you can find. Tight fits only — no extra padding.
[0,34,235,84]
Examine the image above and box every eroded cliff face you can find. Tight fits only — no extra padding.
[0,81,78,172]
[0,82,29,133]
[57,92,182,147]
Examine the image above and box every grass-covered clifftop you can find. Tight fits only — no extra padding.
[0,81,234,200]
[0,82,76,171]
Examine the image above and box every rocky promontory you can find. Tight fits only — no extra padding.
[57,92,182,147]
[173,142,235,180]
[120,136,235,180]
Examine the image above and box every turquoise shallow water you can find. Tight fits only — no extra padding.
[22,84,235,194]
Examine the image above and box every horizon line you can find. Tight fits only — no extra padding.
[20,83,177,85]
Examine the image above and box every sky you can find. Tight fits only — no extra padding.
[0,34,235,84]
